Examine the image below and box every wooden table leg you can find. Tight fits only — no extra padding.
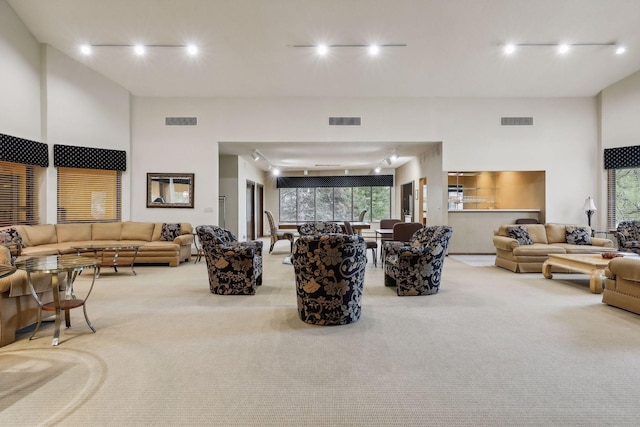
[590,269,604,294]
[542,260,553,279]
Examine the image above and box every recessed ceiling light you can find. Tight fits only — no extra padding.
[503,44,516,55]
[390,153,399,162]
[368,44,380,56]
[557,44,570,54]
[316,44,329,56]
[187,44,198,55]
[134,45,145,55]
[615,45,626,55]
[79,44,92,55]
[272,168,281,176]
[374,166,382,173]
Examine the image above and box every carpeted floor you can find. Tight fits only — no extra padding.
[1,242,640,426]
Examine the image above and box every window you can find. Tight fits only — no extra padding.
[279,186,391,222]
[605,145,640,230]
[607,168,640,229]
[57,167,122,223]
[0,160,43,226]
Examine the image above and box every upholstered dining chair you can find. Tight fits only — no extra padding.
[344,221,378,267]
[298,221,342,236]
[392,222,424,242]
[355,209,368,235]
[292,233,367,325]
[196,225,263,295]
[264,210,295,253]
[383,225,453,296]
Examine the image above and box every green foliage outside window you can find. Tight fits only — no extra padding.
[279,186,391,222]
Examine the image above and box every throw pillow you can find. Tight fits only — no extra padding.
[160,223,181,241]
[566,225,592,245]
[0,227,24,258]
[506,225,533,245]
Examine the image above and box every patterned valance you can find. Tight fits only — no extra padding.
[277,175,393,188]
[604,145,640,170]
[54,144,126,171]
[0,133,49,167]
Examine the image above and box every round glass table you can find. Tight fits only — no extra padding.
[15,254,100,346]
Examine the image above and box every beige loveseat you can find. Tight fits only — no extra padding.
[493,223,615,273]
[5,222,193,267]
[0,245,66,347]
[604,257,640,315]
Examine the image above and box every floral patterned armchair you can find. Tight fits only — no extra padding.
[292,234,367,325]
[196,225,263,295]
[616,220,640,254]
[298,221,343,236]
[383,226,453,296]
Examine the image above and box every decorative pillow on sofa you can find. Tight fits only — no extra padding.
[506,225,533,245]
[0,227,24,258]
[565,225,592,245]
[160,223,181,241]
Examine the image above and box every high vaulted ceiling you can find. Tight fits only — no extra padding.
[8,0,640,171]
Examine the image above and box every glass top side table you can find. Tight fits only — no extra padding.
[15,254,100,346]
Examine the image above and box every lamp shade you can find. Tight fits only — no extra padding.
[583,196,597,212]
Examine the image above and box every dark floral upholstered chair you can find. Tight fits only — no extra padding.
[196,225,263,295]
[383,225,453,296]
[298,221,343,236]
[616,220,640,255]
[292,233,367,325]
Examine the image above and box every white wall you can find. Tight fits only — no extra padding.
[0,0,40,140]
[132,96,597,230]
[131,97,219,227]
[601,70,640,149]
[237,155,265,241]
[219,155,238,234]
[43,45,131,222]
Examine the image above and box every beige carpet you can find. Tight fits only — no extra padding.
[1,243,640,426]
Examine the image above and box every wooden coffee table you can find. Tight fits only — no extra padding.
[542,253,614,294]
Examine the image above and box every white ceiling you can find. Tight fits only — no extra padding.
[9,0,640,171]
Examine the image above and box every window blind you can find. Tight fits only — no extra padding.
[0,161,42,226]
[57,167,122,223]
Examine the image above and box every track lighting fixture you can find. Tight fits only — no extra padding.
[79,43,200,56]
[253,149,281,175]
[500,42,624,55]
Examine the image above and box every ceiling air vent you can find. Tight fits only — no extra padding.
[501,117,533,126]
[329,117,361,126]
[165,117,197,126]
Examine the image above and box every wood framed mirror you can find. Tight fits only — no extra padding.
[147,173,194,208]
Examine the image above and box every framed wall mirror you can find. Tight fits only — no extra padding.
[147,173,194,208]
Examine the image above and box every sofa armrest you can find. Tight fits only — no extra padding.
[607,257,640,281]
[174,234,194,245]
[493,235,519,251]
[590,237,614,248]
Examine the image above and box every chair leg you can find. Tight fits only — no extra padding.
[371,248,377,267]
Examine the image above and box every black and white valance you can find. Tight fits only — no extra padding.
[604,145,640,170]
[277,175,393,188]
[54,144,126,171]
[0,133,49,167]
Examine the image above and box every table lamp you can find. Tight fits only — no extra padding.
[583,196,597,227]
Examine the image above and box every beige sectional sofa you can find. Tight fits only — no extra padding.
[604,257,640,315]
[493,223,615,273]
[7,221,193,267]
[0,221,193,347]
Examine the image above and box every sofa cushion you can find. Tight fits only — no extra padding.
[565,225,591,245]
[56,223,92,243]
[506,226,533,245]
[525,224,548,244]
[121,222,154,241]
[545,223,567,244]
[22,224,57,246]
[160,223,181,241]
[92,222,123,240]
